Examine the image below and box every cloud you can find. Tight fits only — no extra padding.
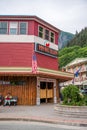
[0,0,87,33]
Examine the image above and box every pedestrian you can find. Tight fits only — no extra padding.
[4,93,12,106]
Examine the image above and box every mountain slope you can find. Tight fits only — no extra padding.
[58,31,74,49]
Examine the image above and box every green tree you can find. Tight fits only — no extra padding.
[58,46,80,68]
[61,85,84,106]
[67,27,87,47]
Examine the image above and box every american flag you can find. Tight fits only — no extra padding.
[74,67,81,77]
[32,53,37,73]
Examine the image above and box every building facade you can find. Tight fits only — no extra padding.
[61,58,87,90]
[0,15,73,105]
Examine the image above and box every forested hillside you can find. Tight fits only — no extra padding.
[67,27,87,47]
[59,27,87,68]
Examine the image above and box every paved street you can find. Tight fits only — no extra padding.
[0,104,87,127]
[0,121,86,130]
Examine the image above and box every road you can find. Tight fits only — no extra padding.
[0,121,86,130]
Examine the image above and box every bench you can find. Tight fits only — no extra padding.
[10,96,18,106]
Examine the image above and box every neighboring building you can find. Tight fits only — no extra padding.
[0,15,73,105]
[61,58,87,90]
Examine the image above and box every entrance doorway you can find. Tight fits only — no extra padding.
[40,82,53,103]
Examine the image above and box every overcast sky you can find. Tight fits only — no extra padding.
[0,0,87,34]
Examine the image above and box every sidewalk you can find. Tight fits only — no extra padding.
[0,104,87,126]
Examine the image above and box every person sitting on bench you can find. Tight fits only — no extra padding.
[4,93,12,106]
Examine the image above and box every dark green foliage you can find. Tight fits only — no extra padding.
[67,27,87,47]
[58,27,87,68]
[58,46,82,68]
[78,47,87,57]
[61,85,85,106]
[84,95,87,105]
[58,46,80,57]
[59,46,87,68]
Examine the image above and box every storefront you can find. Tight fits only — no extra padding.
[0,15,73,105]
[0,67,73,105]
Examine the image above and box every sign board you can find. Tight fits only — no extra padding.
[35,43,58,58]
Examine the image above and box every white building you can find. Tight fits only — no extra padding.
[60,58,87,90]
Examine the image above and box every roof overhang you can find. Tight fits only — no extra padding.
[0,15,60,33]
[0,67,74,81]
[65,58,87,68]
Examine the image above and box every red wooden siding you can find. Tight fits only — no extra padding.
[34,21,38,36]
[0,43,33,67]
[36,53,58,70]
[28,21,35,35]
[55,32,59,45]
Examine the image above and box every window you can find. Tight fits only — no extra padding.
[38,25,55,43]
[39,26,43,38]
[0,22,7,34]
[45,29,49,40]
[9,22,18,34]
[50,32,54,43]
[19,22,27,34]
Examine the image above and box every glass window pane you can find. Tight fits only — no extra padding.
[20,22,27,34]
[0,22,7,34]
[39,26,43,38]
[10,29,17,34]
[9,22,18,34]
[50,32,54,43]
[39,26,43,32]
[0,29,7,34]
[45,30,49,35]
[45,29,49,40]
[10,22,18,28]
[51,32,54,37]
[20,29,26,34]
[20,23,26,28]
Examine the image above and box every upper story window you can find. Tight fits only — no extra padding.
[0,21,27,35]
[39,26,43,38]
[19,22,27,34]
[38,25,55,43]
[0,22,8,34]
[50,32,54,43]
[45,29,49,40]
[9,22,18,34]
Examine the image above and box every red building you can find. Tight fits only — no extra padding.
[0,15,73,105]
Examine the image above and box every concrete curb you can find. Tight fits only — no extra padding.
[0,117,87,127]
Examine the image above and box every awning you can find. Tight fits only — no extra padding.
[0,67,74,81]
